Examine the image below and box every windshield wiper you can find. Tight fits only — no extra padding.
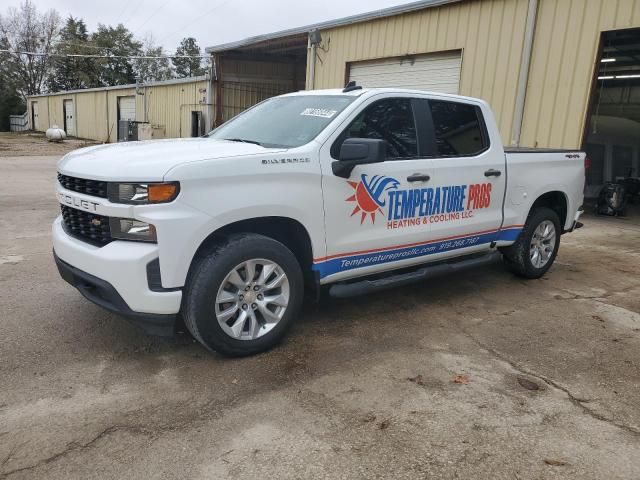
[224,138,262,146]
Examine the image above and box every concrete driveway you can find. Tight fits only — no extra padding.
[1,152,639,479]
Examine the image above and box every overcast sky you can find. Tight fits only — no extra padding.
[19,0,411,52]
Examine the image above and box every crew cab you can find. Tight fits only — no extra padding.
[53,86,585,356]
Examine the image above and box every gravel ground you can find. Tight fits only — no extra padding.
[0,132,97,156]
[1,150,639,479]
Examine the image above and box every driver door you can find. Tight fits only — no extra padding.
[317,95,434,282]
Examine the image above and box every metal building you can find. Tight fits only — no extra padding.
[27,76,212,143]
[26,0,640,194]
[207,0,640,194]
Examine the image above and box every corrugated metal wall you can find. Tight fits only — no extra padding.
[309,0,640,149]
[522,0,640,149]
[27,64,296,141]
[137,80,209,140]
[26,80,209,143]
[27,0,640,149]
[308,0,530,145]
[28,97,49,131]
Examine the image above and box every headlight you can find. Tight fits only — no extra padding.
[108,182,179,204]
[109,218,157,242]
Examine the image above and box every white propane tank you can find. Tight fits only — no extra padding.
[46,125,67,142]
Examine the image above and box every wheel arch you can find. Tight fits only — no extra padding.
[527,190,568,230]
[188,216,316,289]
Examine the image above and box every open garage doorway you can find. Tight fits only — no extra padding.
[584,28,640,219]
[208,33,307,126]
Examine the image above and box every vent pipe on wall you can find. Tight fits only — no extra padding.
[511,0,539,146]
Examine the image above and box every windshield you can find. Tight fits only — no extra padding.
[208,95,356,148]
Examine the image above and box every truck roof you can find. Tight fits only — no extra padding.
[282,87,485,104]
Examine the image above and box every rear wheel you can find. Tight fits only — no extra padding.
[501,207,561,279]
[183,233,303,356]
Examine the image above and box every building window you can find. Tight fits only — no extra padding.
[428,100,487,157]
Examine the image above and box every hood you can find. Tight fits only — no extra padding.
[57,138,285,181]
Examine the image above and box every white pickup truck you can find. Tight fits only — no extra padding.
[53,86,585,356]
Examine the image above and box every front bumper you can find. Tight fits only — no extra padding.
[52,216,182,333]
[54,253,177,336]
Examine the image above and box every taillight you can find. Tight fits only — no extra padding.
[584,157,591,170]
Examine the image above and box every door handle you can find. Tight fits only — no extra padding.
[407,173,430,182]
[484,169,502,177]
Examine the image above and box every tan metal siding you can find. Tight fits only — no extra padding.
[521,0,640,148]
[27,98,49,131]
[308,0,530,145]
[75,91,109,142]
[26,79,210,142]
[141,80,209,139]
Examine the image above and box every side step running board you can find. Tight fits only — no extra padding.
[329,251,502,299]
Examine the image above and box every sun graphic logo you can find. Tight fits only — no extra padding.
[346,174,400,224]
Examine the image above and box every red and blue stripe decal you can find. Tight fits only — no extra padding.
[313,225,523,278]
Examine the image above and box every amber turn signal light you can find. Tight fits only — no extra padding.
[148,183,179,203]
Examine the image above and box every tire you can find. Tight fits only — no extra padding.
[501,207,561,279]
[183,233,304,356]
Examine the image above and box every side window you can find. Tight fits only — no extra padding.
[428,100,488,157]
[333,98,418,159]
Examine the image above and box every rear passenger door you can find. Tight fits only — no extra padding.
[420,98,506,259]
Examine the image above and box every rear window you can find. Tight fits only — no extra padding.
[428,100,488,157]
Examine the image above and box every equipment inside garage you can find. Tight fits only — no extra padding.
[584,27,640,216]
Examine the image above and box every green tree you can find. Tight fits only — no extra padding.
[47,16,99,91]
[0,37,26,131]
[134,36,173,82]
[172,37,205,78]
[91,24,142,86]
[0,0,60,96]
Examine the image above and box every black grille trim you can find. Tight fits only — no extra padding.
[60,205,112,246]
[58,173,108,199]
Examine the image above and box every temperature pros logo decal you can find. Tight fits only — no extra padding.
[346,174,400,224]
[345,174,493,228]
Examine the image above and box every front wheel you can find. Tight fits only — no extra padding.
[500,207,561,279]
[183,233,304,356]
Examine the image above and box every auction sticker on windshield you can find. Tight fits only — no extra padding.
[300,108,338,118]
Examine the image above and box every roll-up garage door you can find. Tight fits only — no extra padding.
[348,51,462,94]
[118,96,136,121]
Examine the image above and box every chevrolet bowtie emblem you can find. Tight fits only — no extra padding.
[90,218,102,226]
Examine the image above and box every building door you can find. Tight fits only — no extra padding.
[191,111,202,137]
[348,51,462,94]
[31,102,39,131]
[63,99,75,136]
[117,96,136,141]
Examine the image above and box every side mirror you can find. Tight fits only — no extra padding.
[331,138,386,178]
